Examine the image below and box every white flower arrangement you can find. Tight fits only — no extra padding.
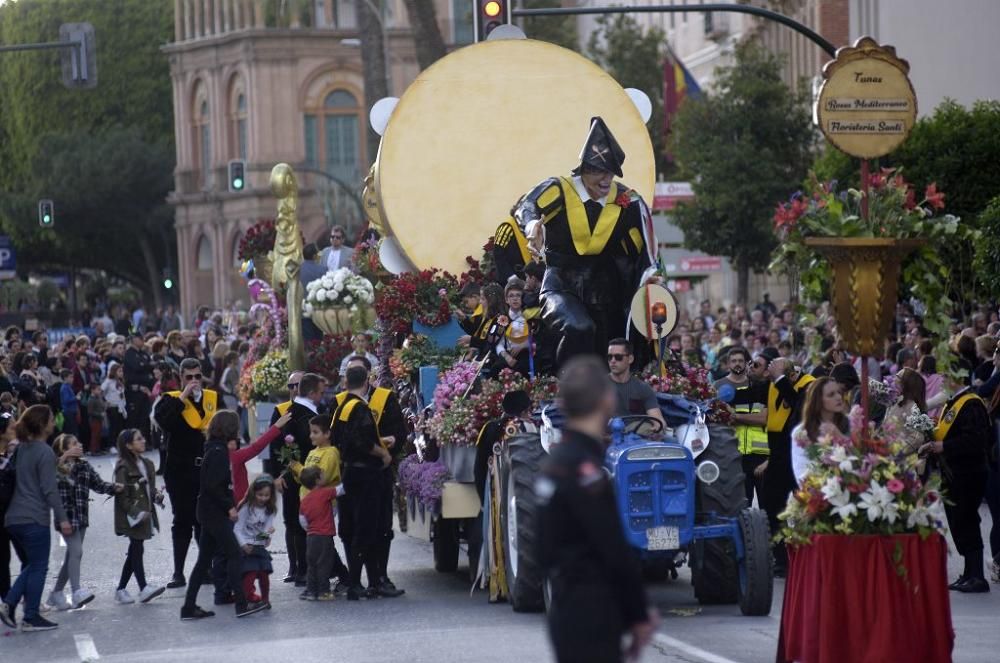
[249,350,289,400]
[303,268,375,316]
[904,411,936,433]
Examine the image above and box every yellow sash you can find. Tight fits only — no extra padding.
[368,387,390,427]
[558,177,621,256]
[934,393,985,442]
[766,374,815,433]
[276,401,292,416]
[495,218,530,265]
[166,389,218,431]
[334,396,388,449]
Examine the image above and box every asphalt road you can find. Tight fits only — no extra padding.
[2,452,998,662]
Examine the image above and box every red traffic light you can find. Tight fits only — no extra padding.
[483,0,502,17]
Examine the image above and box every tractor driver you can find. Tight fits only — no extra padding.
[607,338,664,428]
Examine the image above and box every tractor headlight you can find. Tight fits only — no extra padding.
[696,460,720,485]
[625,446,688,462]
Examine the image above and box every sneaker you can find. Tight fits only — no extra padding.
[299,590,317,601]
[46,590,71,611]
[315,592,335,602]
[115,589,136,605]
[165,574,186,589]
[375,578,405,598]
[282,572,296,583]
[20,615,59,632]
[180,605,215,620]
[71,589,95,609]
[138,585,165,604]
[0,602,16,628]
[235,601,267,618]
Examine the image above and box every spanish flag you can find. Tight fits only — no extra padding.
[663,45,701,134]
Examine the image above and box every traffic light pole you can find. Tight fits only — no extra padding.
[511,3,837,57]
[0,22,96,88]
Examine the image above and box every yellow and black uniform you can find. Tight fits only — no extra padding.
[716,377,768,503]
[761,373,814,571]
[332,392,387,593]
[154,389,218,583]
[458,303,484,337]
[276,399,320,582]
[516,174,652,367]
[264,400,293,476]
[934,389,992,586]
[492,217,531,284]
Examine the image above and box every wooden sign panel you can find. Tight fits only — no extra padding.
[816,37,917,159]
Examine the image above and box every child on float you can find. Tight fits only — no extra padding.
[46,434,122,611]
[112,428,166,605]
[234,474,278,607]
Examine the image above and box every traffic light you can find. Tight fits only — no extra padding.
[228,159,246,192]
[38,199,55,227]
[473,0,510,42]
[162,267,174,290]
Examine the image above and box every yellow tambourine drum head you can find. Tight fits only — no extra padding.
[630,284,679,339]
[375,38,655,276]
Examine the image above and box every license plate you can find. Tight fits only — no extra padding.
[646,526,679,551]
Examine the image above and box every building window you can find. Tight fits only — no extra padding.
[303,88,363,185]
[453,0,473,44]
[229,78,248,161]
[334,0,357,28]
[196,235,213,271]
[315,0,329,27]
[192,87,212,188]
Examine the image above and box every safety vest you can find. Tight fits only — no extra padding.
[934,392,986,442]
[732,384,768,456]
[766,374,815,433]
[165,389,218,431]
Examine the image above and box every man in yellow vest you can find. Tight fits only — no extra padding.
[714,347,768,504]
[154,357,219,589]
[921,387,993,592]
[335,356,406,598]
[515,116,657,367]
[761,355,814,576]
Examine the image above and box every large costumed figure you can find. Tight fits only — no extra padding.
[515,117,658,367]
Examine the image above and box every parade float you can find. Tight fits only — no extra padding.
[770,38,957,663]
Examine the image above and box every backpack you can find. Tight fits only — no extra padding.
[0,447,18,515]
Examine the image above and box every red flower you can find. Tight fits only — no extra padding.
[903,187,917,210]
[924,182,945,210]
[615,191,632,207]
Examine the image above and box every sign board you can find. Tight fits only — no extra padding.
[653,181,695,211]
[0,235,15,280]
[678,256,722,273]
[815,37,917,159]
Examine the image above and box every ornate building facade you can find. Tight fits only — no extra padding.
[165,0,466,316]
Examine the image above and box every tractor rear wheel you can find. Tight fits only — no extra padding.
[738,508,774,616]
[692,425,746,605]
[499,432,546,612]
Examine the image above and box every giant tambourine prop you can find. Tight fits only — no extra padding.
[630,284,679,339]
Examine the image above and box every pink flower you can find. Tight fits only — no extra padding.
[284,434,295,444]
[886,478,905,494]
[438,288,448,296]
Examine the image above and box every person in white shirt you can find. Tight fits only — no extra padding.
[319,225,353,272]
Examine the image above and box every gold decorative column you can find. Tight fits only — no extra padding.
[804,237,924,356]
[269,163,306,371]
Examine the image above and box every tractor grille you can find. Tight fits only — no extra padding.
[626,469,689,532]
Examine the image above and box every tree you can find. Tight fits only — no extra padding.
[355,0,390,166]
[521,0,578,51]
[403,0,447,70]
[0,126,175,309]
[0,0,174,305]
[813,99,1000,311]
[670,40,815,305]
[974,196,1000,299]
[587,14,667,173]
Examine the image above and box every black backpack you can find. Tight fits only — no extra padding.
[0,447,18,515]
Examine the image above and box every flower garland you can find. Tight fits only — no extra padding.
[778,406,947,546]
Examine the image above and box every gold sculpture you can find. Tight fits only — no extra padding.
[269,163,306,371]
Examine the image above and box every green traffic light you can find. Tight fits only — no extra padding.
[233,177,243,190]
[43,214,52,224]
[163,278,173,289]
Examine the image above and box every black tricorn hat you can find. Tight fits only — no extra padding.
[573,116,625,178]
[502,390,532,416]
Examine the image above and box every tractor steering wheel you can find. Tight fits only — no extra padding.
[618,415,665,439]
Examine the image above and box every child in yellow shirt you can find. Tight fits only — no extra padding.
[287,414,341,500]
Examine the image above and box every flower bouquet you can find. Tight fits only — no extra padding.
[303,268,376,336]
[237,218,278,261]
[248,350,289,402]
[779,406,947,546]
[375,269,461,334]
[398,455,451,510]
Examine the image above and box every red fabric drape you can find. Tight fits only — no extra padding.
[777,534,954,663]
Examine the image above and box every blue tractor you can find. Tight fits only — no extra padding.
[493,393,773,616]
